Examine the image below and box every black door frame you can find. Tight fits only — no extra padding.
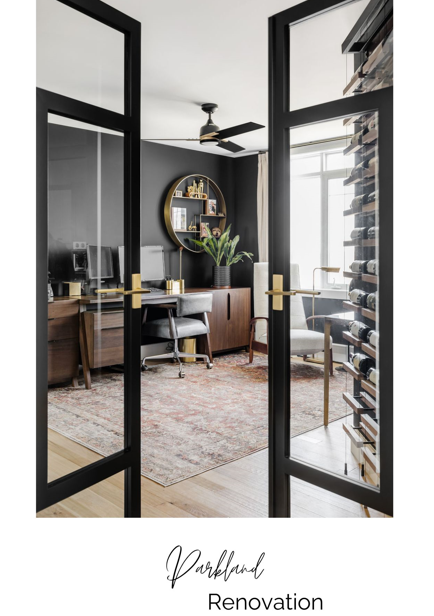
[36,0,142,517]
[269,0,393,517]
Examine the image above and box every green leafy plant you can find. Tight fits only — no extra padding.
[190,224,254,266]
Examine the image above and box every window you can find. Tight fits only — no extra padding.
[290,143,354,289]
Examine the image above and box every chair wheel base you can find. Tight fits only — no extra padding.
[179,371,185,379]
[207,362,213,369]
[141,364,149,372]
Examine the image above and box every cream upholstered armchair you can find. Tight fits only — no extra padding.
[249,262,333,374]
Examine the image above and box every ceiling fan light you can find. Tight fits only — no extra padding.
[200,140,219,146]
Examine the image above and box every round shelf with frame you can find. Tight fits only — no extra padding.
[164,174,227,253]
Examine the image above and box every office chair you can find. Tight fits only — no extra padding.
[141,293,213,378]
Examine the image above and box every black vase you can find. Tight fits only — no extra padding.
[213,265,231,288]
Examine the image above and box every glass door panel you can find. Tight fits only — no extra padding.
[37,0,125,113]
[289,112,380,489]
[47,113,125,481]
[289,0,393,112]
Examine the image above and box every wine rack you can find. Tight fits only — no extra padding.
[340,3,393,489]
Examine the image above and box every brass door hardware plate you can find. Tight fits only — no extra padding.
[265,274,296,311]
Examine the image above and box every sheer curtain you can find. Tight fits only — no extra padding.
[257,152,268,262]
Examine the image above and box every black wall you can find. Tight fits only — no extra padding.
[141,141,235,288]
[48,125,238,290]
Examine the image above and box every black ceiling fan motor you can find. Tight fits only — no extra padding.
[200,103,220,143]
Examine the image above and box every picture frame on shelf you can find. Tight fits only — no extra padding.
[174,190,182,197]
[172,207,187,230]
[200,222,209,238]
[207,199,217,215]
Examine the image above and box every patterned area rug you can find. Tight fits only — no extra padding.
[48,352,348,486]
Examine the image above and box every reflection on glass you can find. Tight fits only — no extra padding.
[37,0,124,113]
[289,0,393,112]
[289,112,380,490]
[47,114,125,482]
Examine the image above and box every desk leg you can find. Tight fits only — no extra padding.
[323,319,331,427]
[79,311,92,390]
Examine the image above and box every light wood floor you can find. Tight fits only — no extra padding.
[38,427,386,518]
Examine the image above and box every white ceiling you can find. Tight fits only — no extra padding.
[37,0,368,157]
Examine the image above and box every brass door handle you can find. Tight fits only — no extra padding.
[96,274,150,309]
[266,274,296,311]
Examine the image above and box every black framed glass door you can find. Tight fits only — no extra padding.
[268,0,393,517]
[36,0,142,517]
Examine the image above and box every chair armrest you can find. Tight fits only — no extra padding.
[305,315,328,330]
[292,289,321,296]
[250,316,269,324]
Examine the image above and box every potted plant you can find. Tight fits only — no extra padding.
[191,224,254,288]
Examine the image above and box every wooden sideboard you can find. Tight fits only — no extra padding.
[197,287,251,354]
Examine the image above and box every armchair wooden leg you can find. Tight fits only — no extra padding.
[249,324,254,364]
[329,349,334,376]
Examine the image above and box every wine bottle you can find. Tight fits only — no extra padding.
[350,227,368,240]
[366,260,378,275]
[348,321,371,341]
[366,367,378,385]
[349,289,368,306]
[367,330,379,348]
[366,292,377,311]
[352,353,375,375]
[367,226,378,238]
[365,191,377,203]
[349,260,368,273]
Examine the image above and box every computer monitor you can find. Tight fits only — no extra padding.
[87,245,114,280]
[118,245,165,284]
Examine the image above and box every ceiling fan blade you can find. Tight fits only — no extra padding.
[217,140,245,153]
[143,138,200,141]
[204,121,265,141]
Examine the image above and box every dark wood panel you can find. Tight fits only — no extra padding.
[227,288,251,349]
[48,300,79,319]
[207,290,229,352]
[47,315,79,342]
[48,338,79,385]
[93,310,124,330]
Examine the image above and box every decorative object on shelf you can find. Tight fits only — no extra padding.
[164,174,227,253]
[207,199,217,215]
[211,227,222,239]
[190,224,253,289]
[174,190,182,197]
[171,206,187,230]
[200,222,209,238]
[198,178,204,195]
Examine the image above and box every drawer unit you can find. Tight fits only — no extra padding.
[48,299,79,385]
[83,310,124,369]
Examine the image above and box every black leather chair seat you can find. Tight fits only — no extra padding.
[143,317,209,340]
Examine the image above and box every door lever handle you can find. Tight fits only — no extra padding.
[266,274,295,311]
[96,274,150,309]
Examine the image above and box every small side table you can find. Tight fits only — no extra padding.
[323,312,355,426]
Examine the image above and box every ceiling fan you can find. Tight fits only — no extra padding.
[144,103,265,154]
